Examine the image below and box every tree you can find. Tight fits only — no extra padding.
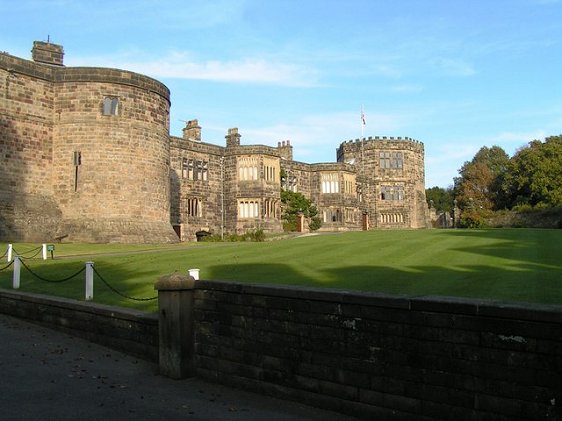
[425,186,454,212]
[454,145,510,211]
[503,135,562,208]
[280,190,322,231]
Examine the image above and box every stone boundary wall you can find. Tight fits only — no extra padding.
[0,289,158,362]
[1,283,560,420]
[192,281,562,420]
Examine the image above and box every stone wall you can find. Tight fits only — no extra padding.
[0,289,158,362]
[1,282,559,420]
[337,137,428,228]
[1,45,178,243]
[2,41,431,243]
[192,281,562,420]
[1,54,57,241]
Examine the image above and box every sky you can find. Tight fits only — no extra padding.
[1,0,561,187]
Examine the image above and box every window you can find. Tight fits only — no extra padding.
[343,174,355,195]
[238,200,260,218]
[238,157,259,181]
[182,158,208,181]
[264,165,276,182]
[380,185,404,201]
[379,151,403,169]
[323,208,342,223]
[345,208,356,223]
[380,213,405,224]
[282,174,298,192]
[263,199,277,218]
[187,198,202,217]
[263,158,278,183]
[321,173,339,194]
[102,97,119,116]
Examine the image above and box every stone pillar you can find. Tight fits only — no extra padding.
[154,273,196,379]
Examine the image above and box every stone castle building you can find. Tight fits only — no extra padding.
[1,41,430,243]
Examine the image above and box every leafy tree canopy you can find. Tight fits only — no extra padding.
[426,186,454,212]
[280,190,322,231]
[503,135,562,208]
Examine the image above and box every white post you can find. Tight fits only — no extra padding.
[42,244,47,260]
[7,244,13,262]
[188,268,200,280]
[12,256,20,289]
[85,261,94,301]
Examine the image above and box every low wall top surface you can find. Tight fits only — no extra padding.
[194,280,562,323]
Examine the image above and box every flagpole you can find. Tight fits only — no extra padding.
[361,105,365,139]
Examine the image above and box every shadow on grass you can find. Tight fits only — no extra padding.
[2,229,560,308]
[207,261,562,305]
[440,229,561,267]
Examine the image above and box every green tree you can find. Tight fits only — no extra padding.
[280,190,322,231]
[426,186,454,212]
[503,135,562,208]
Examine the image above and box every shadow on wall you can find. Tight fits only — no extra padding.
[0,117,62,242]
[169,168,181,236]
[0,117,18,240]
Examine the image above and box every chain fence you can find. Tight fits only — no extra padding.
[5,256,158,302]
[0,260,14,272]
[92,266,158,301]
[19,259,85,283]
[12,246,43,260]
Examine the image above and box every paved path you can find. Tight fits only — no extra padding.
[0,313,358,421]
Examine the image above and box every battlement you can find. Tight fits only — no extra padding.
[342,136,422,145]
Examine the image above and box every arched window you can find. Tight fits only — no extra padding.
[102,97,119,116]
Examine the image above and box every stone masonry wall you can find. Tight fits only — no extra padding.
[0,289,158,362]
[1,47,178,243]
[1,54,57,241]
[192,281,562,420]
[337,137,427,228]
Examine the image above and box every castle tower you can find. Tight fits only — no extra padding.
[0,41,178,243]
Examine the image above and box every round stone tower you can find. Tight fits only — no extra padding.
[51,68,177,242]
[0,41,178,243]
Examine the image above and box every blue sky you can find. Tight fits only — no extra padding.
[2,0,561,187]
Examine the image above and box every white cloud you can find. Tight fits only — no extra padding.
[67,51,319,87]
[203,111,405,162]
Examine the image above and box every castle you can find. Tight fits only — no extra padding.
[0,41,430,243]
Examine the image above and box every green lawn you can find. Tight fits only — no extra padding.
[1,229,561,311]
